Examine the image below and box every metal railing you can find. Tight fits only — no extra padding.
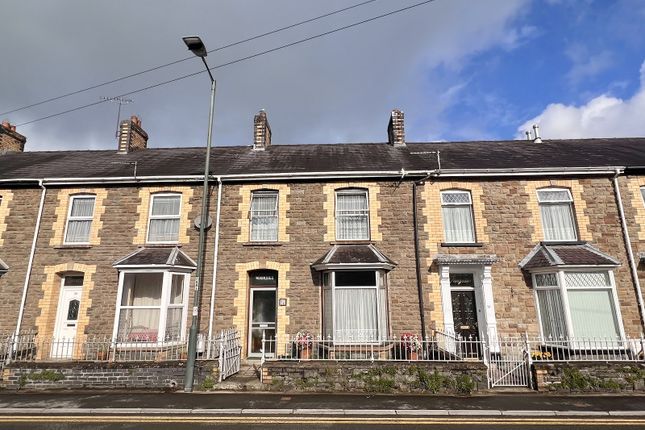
[526,335,645,362]
[0,331,231,363]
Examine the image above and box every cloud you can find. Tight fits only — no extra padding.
[517,60,645,139]
[565,44,614,85]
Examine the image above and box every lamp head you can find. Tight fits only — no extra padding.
[182,36,207,58]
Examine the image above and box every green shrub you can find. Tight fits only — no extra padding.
[455,375,475,395]
[200,376,215,391]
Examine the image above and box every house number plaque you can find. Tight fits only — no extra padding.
[278,298,287,306]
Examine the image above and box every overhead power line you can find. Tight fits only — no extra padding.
[16,0,437,127]
[0,0,379,117]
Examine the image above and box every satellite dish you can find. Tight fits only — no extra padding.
[193,215,213,230]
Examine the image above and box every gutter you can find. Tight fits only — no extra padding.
[11,179,47,359]
[612,170,645,331]
[207,177,223,356]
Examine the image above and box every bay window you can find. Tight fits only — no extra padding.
[534,270,623,344]
[441,190,475,243]
[64,195,96,244]
[537,188,577,241]
[115,271,189,342]
[147,194,181,243]
[250,190,278,242]
[322,270,388,343]
[336,189,370,241]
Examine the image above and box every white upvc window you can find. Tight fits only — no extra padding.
[147,193,181,243]
[336,189,370,241]
[250,190,278,242]
[441,190,476,243]
[63,195,96,244]
[640,187,645,207]
[537,188,577,242]
[322,270,388,343]
[533,270,624,345]
[114,271,189,342]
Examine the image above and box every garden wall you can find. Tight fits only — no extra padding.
[262,361,488,394]
[1,361,217,390]
[533,362,645,392]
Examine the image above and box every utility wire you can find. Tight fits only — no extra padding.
[16,0,436,127]
[1,0,378,116]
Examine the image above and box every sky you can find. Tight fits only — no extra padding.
[1,0,645,151]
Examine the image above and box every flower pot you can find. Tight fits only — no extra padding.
[300,346,312,360]
[97,350,109,361]
[409,351,419,361]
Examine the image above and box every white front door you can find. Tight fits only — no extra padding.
[51,276,83,358]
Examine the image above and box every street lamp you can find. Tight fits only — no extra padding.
[182,35,216,392]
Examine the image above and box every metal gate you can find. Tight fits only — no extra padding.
[487,336,532,388]
[218,328,241,382]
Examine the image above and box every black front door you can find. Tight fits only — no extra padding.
[450,273,480,357]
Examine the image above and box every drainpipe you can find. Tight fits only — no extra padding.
[11,180,47,358]
[412,181,427,341]
[612,170,645,331]
[207,176,223,357]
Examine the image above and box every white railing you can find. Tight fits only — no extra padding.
[0,331,233,363]
[261,331,645,363]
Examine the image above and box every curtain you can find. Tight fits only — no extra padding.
[148,196,180,242]
[540,203,576,241]
[536,289,567,339]
[334,288,378,342]
[323,287,333,339]
[567,290,620,339]
[65,197,95,243]
[151,195,180,216]
[336,193,369,240]
[119,273,163,341]
[442,205,475,243]
[250,193,278,241]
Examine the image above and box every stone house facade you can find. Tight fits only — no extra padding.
[0,111,644,360]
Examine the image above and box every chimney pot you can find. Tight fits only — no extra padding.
[387,109,405,147]
[117,115,148,153]
[0,120,26,154]
[253,110,272,151]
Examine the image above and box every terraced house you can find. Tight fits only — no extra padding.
[0,110,644,390]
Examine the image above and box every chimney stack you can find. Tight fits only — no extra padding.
[253,110,271,151]
[0,120,26,154]
[387,109,405,147]
[118,115,148,153]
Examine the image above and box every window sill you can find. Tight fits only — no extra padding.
[441,242,483,248]
[242,242,283,247]
[144,243,183,248]
[329,240,374,245]
[54,244,92,249]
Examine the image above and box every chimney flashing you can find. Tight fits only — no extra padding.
[253,110,271,151]
[387,109,405,147]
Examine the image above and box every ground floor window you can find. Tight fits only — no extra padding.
[322,270,388,343]
[534,270,623,341]
[115,271,189,342]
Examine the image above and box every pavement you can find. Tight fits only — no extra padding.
[0,391,644,417]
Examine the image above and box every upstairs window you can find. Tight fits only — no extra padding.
[250,190,278,242]
[64,195,96,244]
[336,189,369,241]
[537,188,577,242]
[640,187,645,207]
[147,194,181,243]
[441,190,475,243]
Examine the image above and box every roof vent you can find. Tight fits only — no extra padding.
[532,124,542,143]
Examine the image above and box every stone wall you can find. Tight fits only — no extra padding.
[261,361,487,395]
[1,360,216,391]
[533,362,645,392]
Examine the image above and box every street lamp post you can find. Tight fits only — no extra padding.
[182,35,216,392]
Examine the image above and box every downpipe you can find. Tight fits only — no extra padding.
[207,177,223,358]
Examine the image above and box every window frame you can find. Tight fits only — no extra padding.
[146,193,182,244]
[536,187,579,242]
[249,190,279,242]
[335,188,370,241]
[440,189,476,244]
[112,269,190,345]
[532,268,626,347]
[63,194,96,245]
[322,270,388,345]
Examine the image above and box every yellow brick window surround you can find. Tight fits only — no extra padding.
[50,189,107,246]
[525,180,592,242]
[323,182,382,242]
[0,190,13,247]
[626,177,645,241]
[133,186,194,245]
[35,263,96,360]
[237,184,290,243]
[232,261,290,357]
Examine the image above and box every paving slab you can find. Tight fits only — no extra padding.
[344,409,396,415]
[395,409,449,416]
[294,409,345,415]
[191,408,242,415]
[502,410,557,416]
[448,409,502,416]
[555,410,609,416]
[241,408,293,415]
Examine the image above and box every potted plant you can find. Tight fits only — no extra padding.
[96,343,109,361]
[401,333,422,360]
[295,331,314,359]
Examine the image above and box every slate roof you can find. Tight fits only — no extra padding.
[2,137,645,180]
[519,242,620,271]
[311,244,396,270]
[113,247,196,269]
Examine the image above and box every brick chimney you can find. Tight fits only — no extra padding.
[387,109,405,147]
[253,110,271,151]
[0,121,26,153]
[117,115,148,154]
